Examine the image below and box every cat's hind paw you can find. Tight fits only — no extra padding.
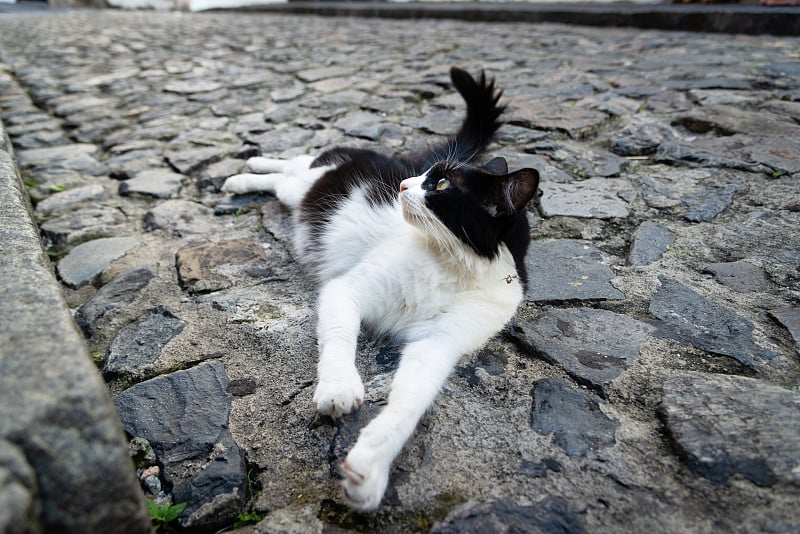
[245,156,285,174]
[313,373,365,418]
[339,446,390,511]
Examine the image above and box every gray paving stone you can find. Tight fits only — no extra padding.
[610,114,679,157]
[144,199,215,236]
[333,111,404,142]
[118,168,183,199]
[650,277,776,366]
[629,221,673,266]
[524,240,623,302]
[507,96,608,138]
[75,267,155,338]
[249,126,315,155]
[270,87,305,103]
[639,169,746,222]
[35,183,105,216]
[530,378,619,457]
[512,308,655,395]
[660,373,800,487]
[103,305,186,381]
[539,178,631,219]
[297,66,352,83]
[39,206,128,245]
[164,80,223,94]
[15,143,107,176]
[57,236,139,288]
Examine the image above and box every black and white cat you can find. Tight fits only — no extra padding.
[222,67,539,510]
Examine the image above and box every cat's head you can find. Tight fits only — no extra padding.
[398,157,539,259]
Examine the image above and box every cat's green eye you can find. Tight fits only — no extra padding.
[436,178,450,191]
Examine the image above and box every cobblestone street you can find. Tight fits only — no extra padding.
[1,9,799,533]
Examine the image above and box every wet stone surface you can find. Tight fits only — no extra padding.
[2,10,799,534]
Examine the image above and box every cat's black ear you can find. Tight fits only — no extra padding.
[498,168,539,215]
[482,157,508,175]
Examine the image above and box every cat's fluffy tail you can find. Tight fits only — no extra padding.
[409,67,505,171]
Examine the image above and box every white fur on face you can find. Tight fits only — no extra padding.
[398,174,428,225]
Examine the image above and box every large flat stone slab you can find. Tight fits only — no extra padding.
[524,240,623,303]
[118,168,183,198]
[539,178,631,219]
[639,169,746,222]
[175,238,268,294]
[15,143,107,176]
[512,308,655,395]
[659,373,800,487]
[1,119,149,533]
[649,277,776,366]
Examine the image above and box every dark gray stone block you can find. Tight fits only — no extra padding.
[660,373,800,487]
[629,221,673,266]
[114,361,247,533]
[769,308,800,353]
[649,277,776,366]
[103,306,186,381]
[530,378,619,457]
[703,260,769,293]
[75,267,154,338]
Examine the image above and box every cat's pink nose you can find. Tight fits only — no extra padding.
[399,181,409,193]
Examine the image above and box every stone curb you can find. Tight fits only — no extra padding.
[0,118,151,533]
[223,2,800,37]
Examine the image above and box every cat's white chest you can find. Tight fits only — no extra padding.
[355,232,522,340]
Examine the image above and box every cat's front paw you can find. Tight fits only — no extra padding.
[313,372,365,417]
[221,174,251,195]
[340,443,391,511]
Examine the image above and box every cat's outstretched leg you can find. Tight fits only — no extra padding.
[313,277,365,417]
[222,155,326,209]
[339,302,510,510]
